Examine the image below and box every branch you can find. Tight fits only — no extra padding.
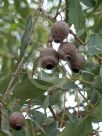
[77,89,94,109]
[29,0,44,44]
[3,0,44,103]
[65,0,69,22]
[40,8,55,22]
[95,55,102,62]
[0,103,3,129]
[69,29,85,45]
[3,54,26,103]
[54,0,62,20]
[48,106,57,121]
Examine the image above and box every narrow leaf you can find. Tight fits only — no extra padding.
[20,15,32,57]
[68,0,85,31]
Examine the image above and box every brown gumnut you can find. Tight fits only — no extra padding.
[51,21,69,43]
[39,47,59,70]
[70,53,85,73]
[58,42,77,61]
[9,112,25,131]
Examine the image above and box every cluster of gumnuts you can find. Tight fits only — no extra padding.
[8,22,85,131]
[39,20,85,73]
[9,112,25,131]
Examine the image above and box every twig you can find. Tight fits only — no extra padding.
[48,105,57,120]
[40,8,55,22]
[54,0,62,20]
[65,0,69,22]
[77,89,94,109]
[60,92,66,128]
[3,54,26,103]
[29,0,44,45]
[95,55,102,62]
[28,100,36,136]
[70,29,85,45]
[22,106,42,113]
[60,61,72,79]
[78,79,92,85]
[0,103,3,129]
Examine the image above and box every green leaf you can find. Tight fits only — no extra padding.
[81,0,94,7]
[20,15,32,57]
[25,119,36,136]
[45,122,59,136]
[38,70,59,84]
[62,80,79,90]
[0,130,12,136]
[100,65,102,80]
[38,133,46,136]
[92,75,102,90]
[49,90,61,106]
[1,56,11,77]
[12,128,26,136]
[42,96,49,109]
[90,90,99,105]
[53,78,79,90]
[13,79,52,100]
[33,111,45,126]
[0,77,11,93]
[1,108,10,131]
[94,12,102,33]
[68,0,85,31]
[14,0,29,18]
[81,0,102,8]
[94,0,102,10]
[60,117,91,136]
[92,99,102,122]
[68,113,78,124]
[86,34,102,56]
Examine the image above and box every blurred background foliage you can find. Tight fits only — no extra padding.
[0,0,102,136]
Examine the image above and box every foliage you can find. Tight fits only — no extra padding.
[0,0,102,136]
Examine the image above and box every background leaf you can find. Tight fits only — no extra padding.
[68,0,85,31]
[13,79,53,100]
[60,117,91,136]
[86,34,102,56]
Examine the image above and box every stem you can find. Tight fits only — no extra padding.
[65,0,69,23]
[48,106,57,120]
[70,29,85,45]
[40,8,55,22]
[60,61,72,79]
[60,92,66,128]
[95,55,102,62]
[3,54,26,103]
[72,77,92,85]
[0,103,2,129]
[29,0,44,45]
[77,89,93,109]
[54,0,62,20]
[28,100,36,136]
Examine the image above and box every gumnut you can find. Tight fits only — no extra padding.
[70,53,85,73]
[39,47,59,70]
[58,42,77,61]
[51,21,69,43]
[9,112,25,130]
